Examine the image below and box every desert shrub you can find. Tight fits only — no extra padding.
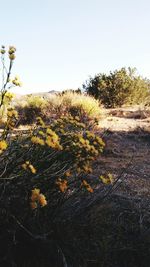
[17,95,47,124]
[43,91,101,126]
[83,67,150,108]
[60,88,81,94]
[0,46,106,265]
[0,115,105,265]
[16,90,101,127]
[145,94,150,107]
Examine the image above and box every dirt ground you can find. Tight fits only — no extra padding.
[99,106,150,132]
[95,107,150,198]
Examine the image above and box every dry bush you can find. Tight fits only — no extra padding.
[16,91,101,126]
[49,91,101,118]
[16,95,47,124]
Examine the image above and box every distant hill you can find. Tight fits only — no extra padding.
[14,90,60,100]
[25,90,59,97]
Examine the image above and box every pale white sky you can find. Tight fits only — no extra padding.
[1,0,150,94]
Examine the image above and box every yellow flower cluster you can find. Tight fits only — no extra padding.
[12,76,22,87]
[85,131,105,152]
[0,45,5,54]
[45,128,62,150]
[4,92,15,101]
[6,108,18,129]
[31,121,62,150]
[82,180,93,193]
[8,46,16,60]
[56,178,68,192]
[99,173,113,184]
[7,108,18,119]
[65,171,71,177]
[31,136,45,146]
[0,140,7,154]
[52,115,85,134]
[22,161,37,174]
[64,130,105,174]
[36,117,45,127]
[30,188,47,210]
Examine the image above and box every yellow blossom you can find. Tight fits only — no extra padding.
[7,109,18,120]
[0,140,7,150]
[0,140,8,154]
[1,49,5,54]
[29,164,37,174]
[82,180,93,193]
[65,171,71,177]
[22,161,36,174]
[38,194,47,207]
[99,174,113,185]
[30,189,47,209]
[9,53,15,60]
[22,163,27,170]
[56,179,68,192]
[38,130,45,136]
[36,117,45,127]
[8,46,16,54]
[86,186,94,193]
[12,76,22,86]
[31,136,45,146]
[31,188,40,201]
[4,92,15,101]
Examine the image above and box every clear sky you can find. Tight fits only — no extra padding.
[1,0,150,94]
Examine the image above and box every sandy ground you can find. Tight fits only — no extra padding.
[99,107,150,132]
[91,107,150,198]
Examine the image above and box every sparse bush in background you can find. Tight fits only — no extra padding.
[17,95,47,124]
[60,88,81,94]
[58,90,100,118]
[17,91,101,126]
[83,67,150,108]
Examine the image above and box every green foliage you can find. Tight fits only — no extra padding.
[83,67,150,108]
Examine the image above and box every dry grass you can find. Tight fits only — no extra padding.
[46,91,101,118]
[15,91,102,125]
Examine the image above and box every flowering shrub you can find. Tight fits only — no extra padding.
[0,45,107,265]
[0,114,105,241]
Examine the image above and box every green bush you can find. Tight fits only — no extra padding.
[83,67,150,108]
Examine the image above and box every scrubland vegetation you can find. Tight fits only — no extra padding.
[16,90,101,125]
[0,46,150,267]
[83,67,150,108]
